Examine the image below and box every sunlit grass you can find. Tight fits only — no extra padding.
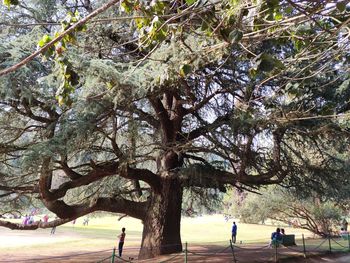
[0,214,315,254]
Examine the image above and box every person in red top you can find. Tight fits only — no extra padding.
[118,227,126,257]
[43,215,49,223]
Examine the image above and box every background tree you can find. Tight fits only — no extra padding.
[224,185,348,237]
[0,0,350,259]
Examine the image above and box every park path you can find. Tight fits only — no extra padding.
[0,226,349,263]
[1,244,349,263]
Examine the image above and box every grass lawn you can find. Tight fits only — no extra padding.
[0,214,312,252]
[52,214,312,244]
[1,215,349,263]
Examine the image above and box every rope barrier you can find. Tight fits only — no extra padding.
[114,256,134,263]
[133,257,158,263]
[158,253,183,263]
[187,245,231,256]
[132,252,183,263]
[331,238,349,249]
[305,239,327,251]
[187,239,231,244]
[0,249,113,262]
[283,245,303,253]
[121,246,140,251]
[4,237,349,263]
[96,255,112,263]
[233,244,270,250]
[306,249,331,257]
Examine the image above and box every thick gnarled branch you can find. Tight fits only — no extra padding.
[0,218,70,230]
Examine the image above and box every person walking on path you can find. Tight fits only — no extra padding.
[118,227,126,257]
[50,225,56,235]
[231,222,237,243]
[50,216,58,235]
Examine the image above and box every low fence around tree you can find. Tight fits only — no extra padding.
[99,233,350,263]
[231,233,350,263]
[1,234,349,262]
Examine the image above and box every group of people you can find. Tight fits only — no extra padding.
[269,227,286,247]
[22,215,35,225]
[340,218,349,236]
[231,221,287,248]
[340,228,349,235]
[21,211,126,257]
[22,212,51,226]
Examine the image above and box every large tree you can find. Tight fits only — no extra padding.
[0,0,349,259]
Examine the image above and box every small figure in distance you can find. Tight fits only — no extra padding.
[231,221,237,244]
[23,214,29,225]
[43,214,49,223]
[83,217,89,226]
[342,218,348,231]
[28,215,34,225]
[281,228,285,235]
[118,227,126,257]
[51,216,58,235]
[340,227,348,236]
[50,224,56,235]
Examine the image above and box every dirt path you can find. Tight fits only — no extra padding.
[0,227,349,262]
[0,244,349,263]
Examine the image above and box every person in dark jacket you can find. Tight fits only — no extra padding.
[231,222,237,243]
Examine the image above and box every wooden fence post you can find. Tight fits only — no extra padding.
[111,247,116,263]
[302,234,306,258]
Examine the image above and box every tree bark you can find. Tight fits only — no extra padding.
[138,177,183,259]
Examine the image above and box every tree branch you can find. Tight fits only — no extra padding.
[0,0,121,77]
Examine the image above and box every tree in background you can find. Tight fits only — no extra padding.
[224,186,347,237]
[0,0,350,259]
[223,189,269,224]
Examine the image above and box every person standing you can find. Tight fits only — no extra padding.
[118,227,126,257]
[281,228,285,235]
[231,222,237,243]
[83,217,89,226]
[43,214,49,223]
[50,225,56,235]
[50,216,58,235]
[342,218,348,231]
[269,227,283,247]
[23,215,29,225]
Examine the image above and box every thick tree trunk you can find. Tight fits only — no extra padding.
[138,177,183,259]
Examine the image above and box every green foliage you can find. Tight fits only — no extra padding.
[38,35,55,57]
[15,0,347,105]
[3,0,19,8]
[179,64,192,77]
[120,0,134,13]
[35,11,85,105]
[182,187,223,216]
[336,1,347,12]
[223,189,269,224]
[185,0,197,5]
[224,186,347,236]
[228,29,243,43]
[255,53,284,72]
